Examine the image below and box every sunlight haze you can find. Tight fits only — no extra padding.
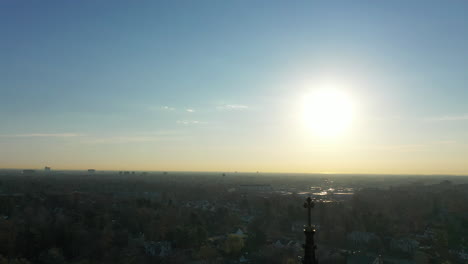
[1,0,468,174]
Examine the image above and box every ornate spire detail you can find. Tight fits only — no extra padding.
[302,197,318,264]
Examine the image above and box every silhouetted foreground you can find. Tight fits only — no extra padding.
[302,197,317,264]
[0,171,467,263]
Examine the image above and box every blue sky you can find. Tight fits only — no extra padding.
[1,0,468,173]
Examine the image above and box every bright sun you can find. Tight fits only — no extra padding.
[303,89,354,137]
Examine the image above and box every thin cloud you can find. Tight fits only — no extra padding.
[0,133,83,138]
[136,130,185,136]
[186,108,195,113]
[83,135,184,144]
[217,104,249,110]
[161,106,176,111]
[425,114,468,121]
[146,105,176,112]
[176,120,204,125]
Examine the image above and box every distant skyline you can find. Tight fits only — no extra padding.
[1,1,468,174]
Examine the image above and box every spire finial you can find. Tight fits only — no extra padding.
[303,196,314,227]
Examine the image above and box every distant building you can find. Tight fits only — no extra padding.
[88,169,96,173]
[143,241,171,257]
[347,231,380,247]
[274,239,285,248]
[457,249,468,261]
[234,228,246,237]
[390,238,419,254]
[22,169,35,174]
[44,166,51,172]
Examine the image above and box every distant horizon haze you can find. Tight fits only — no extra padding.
[1,166,468,177]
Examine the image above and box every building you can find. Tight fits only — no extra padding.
[44,166,51,172]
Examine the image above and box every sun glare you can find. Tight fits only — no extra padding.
[303,89,354,137]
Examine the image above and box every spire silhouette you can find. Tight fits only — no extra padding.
[302,196,318,264]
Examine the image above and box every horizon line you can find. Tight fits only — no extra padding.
[1,167,467,177]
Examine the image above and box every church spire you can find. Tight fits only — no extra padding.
[302,196,318,264]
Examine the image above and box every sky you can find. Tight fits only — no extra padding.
[1,0,468,174]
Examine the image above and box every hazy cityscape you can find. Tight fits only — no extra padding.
[1,169,468,263]
[2,0,468,263]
